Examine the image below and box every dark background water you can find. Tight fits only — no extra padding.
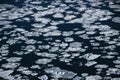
[0,0,120,80]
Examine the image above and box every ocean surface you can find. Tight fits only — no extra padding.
[0,0,120,80]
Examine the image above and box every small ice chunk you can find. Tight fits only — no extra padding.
[32,23,45,28]
[45,67,76,79]
[70,42,82,48]
[35,58,52,64]
[95,64,108,68]
[1,63,20,69]
[64,15,76,20]
[0,70,14,80]
[64,37,74,42]
[112,17,120,23]
[86,75,102,80]
[83,53,101,60]
[0,21,12,25]
[53,13,64,18]
[85,61,97,67]
[113,60,120,64]
[38,75,48,80]
[25,45,36,52]
[6,57,21,62]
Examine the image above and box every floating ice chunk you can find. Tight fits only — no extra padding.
[47,26,58,30]
[64,37,74,42]
[38,45,50,49]
[30,1,42,4]
[0,70,14,80]
[22,70,33,75]
[112,78,120,80]
[60,57,72,63]
[25,39,36,44]
[95,64,108,68]
[75,31,85,35]
[62,31,73,36]
[0,21,12,25]
[83,53,101,60]
[34,18,51,24]
[66,47,81,52]
[36,52,57,58]
[81,73,88,77]
[64,15,76,20]
[49,46,59,52]
[17,66,28,71]
[70,42,82,48]
[115,65,120,68]
[45,67,76,79]
[85,61,97,67]
[53,13,64,18]
[68,18,82,23]
[86,75,102,80]
[99,16,112,21]
[107,52,118,55]
[91,42,100,46]
[25,45,36,52]
[101,55,115,59]
[109,4,120,9]
[100,30,119,36]
[86,31,96,35]
[15,28,26,32]
[108,68,120,75]
[112,17,120,23]
[73,76,82,80]
[60,42,68,48]
[38,75,48,80]
[35,58,52,64]
[65,0,77,3]
[32,23,45,28]
[6,57,22,62]
[31,65,41,69]
[6,39,17,45]
[1,63,20,69]
[113,60,120,64]
[43,30,61,36]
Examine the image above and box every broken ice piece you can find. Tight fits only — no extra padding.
[83,53,101,60]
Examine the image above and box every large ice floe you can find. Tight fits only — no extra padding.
[0,0,120,79]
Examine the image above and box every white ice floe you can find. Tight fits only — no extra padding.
[22,70,33,75]
[85,61,97,67]
[86,75,102,80]
[95,64,108,68]
[112,17,120,23]
[64,15,76,20]
[45,67,77,79]
[1,63,20,69]
[53,13,64,18]
[0,70,14,80]
[107,68,120,75]
[24,45,36,52]
[38,75,48,80]
[64,37,74,42]
[36,52,57,58]
[0,21,12,25]
[32,23,45,28]
[113,60,120,64]
[34,17,51,24]
[62,31,73,36]
[35,58,52,64]
[6,57,22,62]
[83,53,101,60]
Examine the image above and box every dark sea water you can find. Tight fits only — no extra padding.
[0,0,120,80]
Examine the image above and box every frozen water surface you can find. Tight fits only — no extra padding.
[0,0,120,79]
